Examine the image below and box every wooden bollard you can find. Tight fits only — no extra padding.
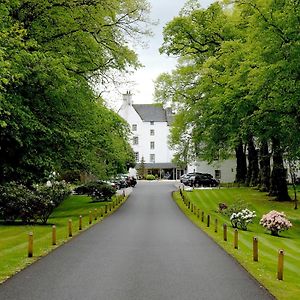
[207,215,210,227]
[100,208,104,218]
[277,250,284,280]
[234,229,238,249]
[28,232,33,257]
[214,219,218,233]
[253,237,258,261]
[89,211,92,224]
[109,203,112,211]
[52,225,57,245]
[201,211,204,222]
[123,190,126,197]
[197,209,200,218]
[94,208,98,220]
[223,224,227,241]
[105,205,108,214]
[191,204,193,213]
[79,215,82,230]
[68,219,73,237]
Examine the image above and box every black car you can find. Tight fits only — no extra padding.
[180,173,195,185]
[187,173,219,187]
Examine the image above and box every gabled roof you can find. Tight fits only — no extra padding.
[132,104,173,125]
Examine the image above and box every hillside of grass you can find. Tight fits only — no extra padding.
[174,187,300,300]
[0,194,125,283]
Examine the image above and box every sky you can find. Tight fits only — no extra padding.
[107,0,215,109]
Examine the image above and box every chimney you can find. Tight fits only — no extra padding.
[122,91,132,106]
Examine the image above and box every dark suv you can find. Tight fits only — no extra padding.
[187,173,219,187]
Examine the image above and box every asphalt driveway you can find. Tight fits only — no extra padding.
[0,181,273,300]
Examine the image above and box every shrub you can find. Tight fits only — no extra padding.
[230,209,256,230]
[0,182,38,223]
[260,210,292,236]
[146,174,156,180]
[74,181,115,202]
[0,181,70,224]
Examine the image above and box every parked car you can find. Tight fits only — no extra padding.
[187,173,219,187]
[180,173,195,185]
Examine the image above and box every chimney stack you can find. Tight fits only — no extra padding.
[122,91,132,106]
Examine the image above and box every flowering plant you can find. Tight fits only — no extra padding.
[260,210,292,236]
[230,209,256,230]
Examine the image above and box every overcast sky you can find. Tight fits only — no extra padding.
[109,0,215,108]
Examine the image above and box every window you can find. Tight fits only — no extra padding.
[132,124,137,131]
[150,141,155,149]
[150,121,154,125]
[150,154,155,163]
[134,152,139,162]
[133,136,138,145]
[150,129,155,136]
[215,170,221,180]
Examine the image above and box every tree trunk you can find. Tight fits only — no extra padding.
[246,136,259,187]
[269,138,290,201]
[259,141,270,192]
[235,142,247,183]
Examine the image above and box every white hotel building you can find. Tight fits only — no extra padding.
[118,92,236,182]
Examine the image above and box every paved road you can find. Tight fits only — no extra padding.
[0,181,273,300]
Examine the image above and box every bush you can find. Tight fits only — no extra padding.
[0,181,70,224]
[260,210,292,236]
[74,181,115,202]
[0,182,38,223]
[146,174,156,180]
[230,209,256,230]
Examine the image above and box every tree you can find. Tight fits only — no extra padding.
[155,0,300,201]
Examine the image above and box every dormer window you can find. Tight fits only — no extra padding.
[150,121,154,125]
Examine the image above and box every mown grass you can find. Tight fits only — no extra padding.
[0,194,125,283]
[174,187,300,300]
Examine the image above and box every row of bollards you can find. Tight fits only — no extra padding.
[27,194,126,259]
[179,188,285,281]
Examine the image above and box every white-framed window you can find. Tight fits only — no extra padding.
[150,129,155,136]
[150,121,154,125]
[150,154,155,163]
[132,124,137,131]
[134,152,139,162]
[133,136,139,145]
[150,141,155,149]
[215,170,221,180]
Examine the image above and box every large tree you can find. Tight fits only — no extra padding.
[155,0,300,201]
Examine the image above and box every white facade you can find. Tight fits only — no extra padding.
[188,158,236,183]
[118,92,174,164]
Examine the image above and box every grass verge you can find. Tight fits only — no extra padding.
[0,194,126,283]
[173,187,300,300]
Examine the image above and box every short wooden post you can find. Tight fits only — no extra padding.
[100,208,104,218]
[197,209,200,219]
[277,250,284,280]
[123,190,126,197]
[89,211,92,224]
[214,219,218,233]
[234,229,238,249]
[253,237,258,261]
[207,215,210,227]
[52,225,57,245]
[94,208,98,220]
[188,201,190,209]
[79,215,82,230]
[109,203,112,211]
[105,205,108,214]
[201,211,204,222]
[28,232,33,257]
[223,224,227,241]
[68,219,73,237]
[191,204,194,213]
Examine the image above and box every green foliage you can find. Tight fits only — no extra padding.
[0,181,70,224]
[74,181,116,202]
[146,174,156,180]
[0,0,149,184]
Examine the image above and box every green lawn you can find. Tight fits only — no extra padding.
[174,187,300,300]
[0,194,125,283]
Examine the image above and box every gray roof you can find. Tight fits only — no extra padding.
[133,104,173,125]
